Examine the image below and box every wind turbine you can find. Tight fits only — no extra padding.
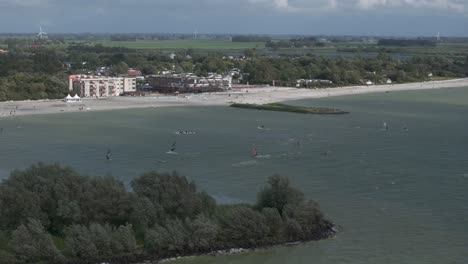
[38,26,48,40]
[436,32,440,41]
[194,29,198,40]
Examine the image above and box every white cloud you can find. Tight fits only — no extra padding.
[248,0,336,12]
[357,0,465,12]
[2,0,466,13]
[3,0,49,6]
[246,0,466,13]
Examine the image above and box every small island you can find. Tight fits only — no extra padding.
[231,103,349,115]
[0,164,335,264]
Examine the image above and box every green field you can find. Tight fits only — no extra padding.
[93,39,265,50]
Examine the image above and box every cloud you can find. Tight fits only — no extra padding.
[2,0,49,6]
[2,0,466,13]
[245,0,466,13]
[356,0,465,12]
[248,0,337,12]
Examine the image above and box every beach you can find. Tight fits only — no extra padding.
[1,78,467,117]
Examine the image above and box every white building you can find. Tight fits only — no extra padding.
[69,75,137,97]
[64,94,82,103]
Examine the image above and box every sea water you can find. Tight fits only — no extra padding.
[0,87,467,263]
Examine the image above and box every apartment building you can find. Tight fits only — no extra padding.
[69,75,137,97]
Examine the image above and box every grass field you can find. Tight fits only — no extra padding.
[93,40,265,50]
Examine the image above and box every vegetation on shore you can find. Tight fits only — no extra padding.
[0,164,335,264]
[1,35,467,102]
[231,103,349,115]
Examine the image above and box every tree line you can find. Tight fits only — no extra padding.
[0,163,335,264]
[231,35,271,42]
[1,40,467,101]
[265,38,326,50]
[378,39,437,47]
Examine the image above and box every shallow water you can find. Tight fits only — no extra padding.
[0,87,467,263]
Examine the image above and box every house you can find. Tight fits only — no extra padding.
[0,49,8,54]
[147,73,232,93]
[127,69,142,76]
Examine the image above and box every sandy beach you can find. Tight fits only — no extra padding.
[1,78,467,118]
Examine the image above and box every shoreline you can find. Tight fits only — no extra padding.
[0,78,467,118]
[133,224,338,264]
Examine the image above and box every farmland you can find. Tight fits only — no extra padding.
[91,39,265,50]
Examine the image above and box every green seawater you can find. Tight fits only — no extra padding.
[1,87,467,263]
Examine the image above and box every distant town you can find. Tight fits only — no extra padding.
[0,28,467,102]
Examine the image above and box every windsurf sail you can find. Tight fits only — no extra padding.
[170,142,177,152]
[106,149,112,160]
[253,146,258,157]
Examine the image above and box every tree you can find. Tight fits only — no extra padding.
[144,219,189,256]
[0,163,132,233]
[9,219,64,264]
[63,225,98,261]
[111,224,137,256]
[218,206,269,247]
[283,201,330,238]
[244,48,256,58]
[110,61,129,75]
[0,164,334,262]
[64,223,137,262]
[0,249,15,264]
[131,171,216,219]
[262,207,284,242]
[256,175,304,214]
[185,215,219,252]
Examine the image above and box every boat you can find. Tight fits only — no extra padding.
[174,130,197,135]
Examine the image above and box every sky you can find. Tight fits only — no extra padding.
[0,0,467,36]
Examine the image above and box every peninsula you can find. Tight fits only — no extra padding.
[0,164,335,264]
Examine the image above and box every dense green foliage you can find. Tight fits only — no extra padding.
[266,37,326,49]
[1,37,467,101]
[242,54,468,85]
[232,35,271,42]
[0,164,334,263]
[231,103,349,114]
[0,47,68,101]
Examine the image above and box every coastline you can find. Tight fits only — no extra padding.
[133,224,338,264]
[0,78,467,118]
